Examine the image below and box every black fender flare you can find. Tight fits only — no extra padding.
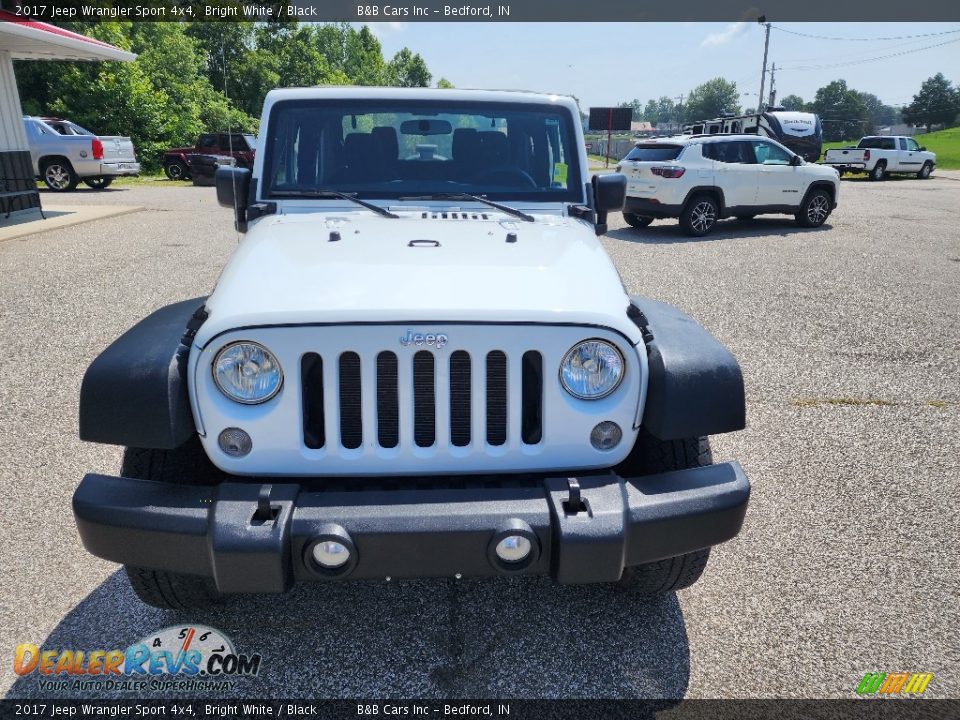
[681,186,727,216]
[79,298,207,449]
[629,296,745,440]
[800,180,837,208]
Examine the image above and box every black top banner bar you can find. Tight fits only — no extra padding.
[1,700,959,720]
[1,0,959,22]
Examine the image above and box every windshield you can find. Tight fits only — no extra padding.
[263,99,582,202]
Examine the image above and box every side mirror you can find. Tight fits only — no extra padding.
[790,155,803,166]
[592,173,627,235]
[919,146,927,151]
[216,166,251,231]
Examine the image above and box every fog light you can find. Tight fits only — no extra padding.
[218,427,252,457]
[495,535,532,563]
[312,540,350,569]
[590,421,622,450]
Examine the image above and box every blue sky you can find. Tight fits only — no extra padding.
[359,22,960,110]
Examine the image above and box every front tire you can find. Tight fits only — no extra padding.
[614,432,714,595]
[869,162,887,181]
[83,176,113,190]
[125,566,223,610]
[41,159,79,192]
[617,548,711,596]
[796,188,832,228]
[679,194,719,237]
[121,439,225,609]
[623,212,654,229]
[164,160,190,181]
[121,438,223,486]
[917,162,933,179]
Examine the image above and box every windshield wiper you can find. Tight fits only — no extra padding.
[398,193,535,222]
[270,190,399,219]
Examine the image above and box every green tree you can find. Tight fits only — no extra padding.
[437,77,455,89]
[643,99,659,124]
[902,73,959,130]
[644,97,676,126]
[665,97,682,125]
[387,48,432,87]
[185,22,257,96]
[683,78,741,120]
[810,79,869,141]
[345,26,387,85]
[856,92,900,129]
[779,94,805,111]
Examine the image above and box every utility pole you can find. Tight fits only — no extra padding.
[675,94,684,130]
[757,16,771,114]
[768,63,777,109]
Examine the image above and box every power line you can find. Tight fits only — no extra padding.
[779,37,960,72]
[772,26,960,42]
[776,34,951,64]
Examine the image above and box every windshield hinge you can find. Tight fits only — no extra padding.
[568,204,595,222]
[244,202,277,228]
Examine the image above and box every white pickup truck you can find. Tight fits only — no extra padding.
[822,136,935,181]
[23,116,140,191]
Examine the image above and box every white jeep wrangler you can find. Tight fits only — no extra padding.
[75,88,750,609]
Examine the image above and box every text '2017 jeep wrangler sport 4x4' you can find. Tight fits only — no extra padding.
[75,89,750,609]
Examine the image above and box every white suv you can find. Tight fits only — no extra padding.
[618,134,840,236]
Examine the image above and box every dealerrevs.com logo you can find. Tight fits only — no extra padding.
[13,625,262,693]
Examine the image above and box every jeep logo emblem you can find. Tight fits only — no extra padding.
[400,330,448,349]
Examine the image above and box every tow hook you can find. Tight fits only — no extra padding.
[251,484,280,525]
[562,478,589,516]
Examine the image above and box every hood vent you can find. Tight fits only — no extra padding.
[420,211,490,220]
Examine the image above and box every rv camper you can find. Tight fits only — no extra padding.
[683,110,823,162]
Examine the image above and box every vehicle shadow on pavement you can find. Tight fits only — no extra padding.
[607,220,834,245]
[8,570,690,701]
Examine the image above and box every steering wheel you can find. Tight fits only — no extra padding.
[473,167,538,188]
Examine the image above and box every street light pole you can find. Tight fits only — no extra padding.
[757,16,771,114]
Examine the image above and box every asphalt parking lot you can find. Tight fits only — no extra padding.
[1,175,958,700]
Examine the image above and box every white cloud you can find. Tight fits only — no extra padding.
[701,22,749,48]
[367,22,408,37]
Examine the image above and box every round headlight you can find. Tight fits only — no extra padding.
[213,341,283,404]
[559,340,625,400]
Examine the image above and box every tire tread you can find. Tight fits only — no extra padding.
[615,431,714,595]
[125,566,222,610]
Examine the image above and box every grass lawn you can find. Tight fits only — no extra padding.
[36,172,187,189]
[111,173,185,186]
[822,127,960,169]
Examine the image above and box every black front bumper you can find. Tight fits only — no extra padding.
[73,464,749,593]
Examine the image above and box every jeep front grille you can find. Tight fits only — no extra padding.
[300,349,543,451]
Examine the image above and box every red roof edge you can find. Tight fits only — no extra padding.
[0,9,126,51]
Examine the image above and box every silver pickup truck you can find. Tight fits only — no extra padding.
[23,116,140,191]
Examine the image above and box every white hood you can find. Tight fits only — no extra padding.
[196,210,640,347]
